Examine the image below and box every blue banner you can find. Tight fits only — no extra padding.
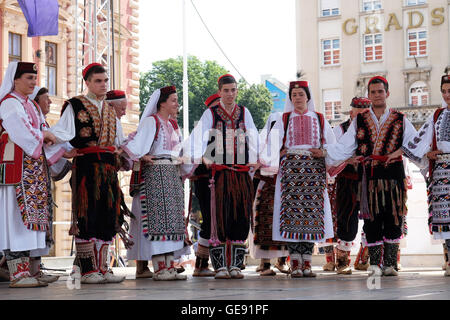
[18,0,59,37]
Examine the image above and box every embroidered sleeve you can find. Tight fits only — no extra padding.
[402,115,434,160]
[122,116,157,161]
[0,98,44,158]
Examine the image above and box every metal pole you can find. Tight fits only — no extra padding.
[110,0,115,89]
[75,0,79,95]
[93,0,97,64]
[182,0,190,222]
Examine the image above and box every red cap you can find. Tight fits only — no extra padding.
[289,81,309,90]
[351,97,372,109]
[204,93,220,107]
[106,90,126,100]
[14,62,37,79]
[217,74,235,84]
[160,86,177,97]
[368,76,388,86]
[82,63,104,80]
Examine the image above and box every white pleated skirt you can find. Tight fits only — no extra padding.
[0,186,47,252]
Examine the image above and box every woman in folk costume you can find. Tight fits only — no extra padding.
[47,63,132,284]
[250,111,289,276]
[402,74,450,276]
[260,81,336,278]
[122,86,187,281]
[0,62,57,288]
[24,86,71,284]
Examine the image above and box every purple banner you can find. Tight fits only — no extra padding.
[18,0,59,37]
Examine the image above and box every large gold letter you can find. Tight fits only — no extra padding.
[408,11,424,29]
[385,13,402,31]
[431,7,445,26]
[343,18,358,35]
[365,16,380,34]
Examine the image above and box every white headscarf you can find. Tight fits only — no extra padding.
[0,62,18,102]
[284,85,315,113]
[139,88,161,126]
[29,86,41,101]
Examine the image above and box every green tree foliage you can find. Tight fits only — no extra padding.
[139,56,227,131]
[237,80,273,130]
[139,56,273,131]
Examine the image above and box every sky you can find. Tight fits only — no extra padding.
[138,0,297,86]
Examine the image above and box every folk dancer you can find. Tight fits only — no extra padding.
[250,111,289,276]
[48,63,133,284]
[121,86,187,281]
[0,62,57,287]
[319,76,418,277]
[401,74,450,276]
[261,81,336,278]
[190,93,221,277]
[325,97,371,275]
[184,74,259,279]
[26,86,68,284]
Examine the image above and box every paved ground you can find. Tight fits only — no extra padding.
[1,265,449,301]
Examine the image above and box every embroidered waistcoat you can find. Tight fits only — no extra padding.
[63,95,116,149]
[207,105,249,165]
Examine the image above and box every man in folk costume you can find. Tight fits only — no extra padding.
[48,63,132,284]
[250,111,289,276]
[0,62,57,288]
[317,76,418,277]
[324,97,371,275]
[401,74,450,276]
[260,81,336,278]
[106,90,127,147]
[184,74,259,279]
[190,93,221,277]
[121,86,188,281]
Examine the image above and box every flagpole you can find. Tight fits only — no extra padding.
[183,0,190,223]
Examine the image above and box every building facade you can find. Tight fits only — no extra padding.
[0,0,140,256]
[296,0,450,127]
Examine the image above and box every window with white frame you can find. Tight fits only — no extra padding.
[406,0,426,6]
[323,89,342,120]
[322,39,340,66]
[8,33,22,63]
[362,0,382,11]
[45,42,57,96]
[364,33,383,62]
[408,30,427,57]
[409,81,429,106]
[321,0,340,17]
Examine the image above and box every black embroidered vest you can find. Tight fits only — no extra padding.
[66,97,99,149]
[355,110,405,180]
[206,105,249,165]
